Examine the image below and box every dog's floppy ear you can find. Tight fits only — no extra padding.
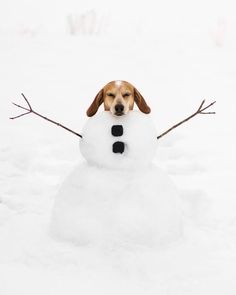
[86,89,104,117]
[134,88,151,114]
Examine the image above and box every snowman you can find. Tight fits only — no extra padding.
[50,81,182,247]
[11,82,215,247]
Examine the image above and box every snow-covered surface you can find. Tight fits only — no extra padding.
[1,0,236,293]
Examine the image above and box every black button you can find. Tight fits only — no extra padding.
[113,141,125,154]
[111,125,123,137]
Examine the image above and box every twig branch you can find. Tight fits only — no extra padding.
[10,111,31,120]
[21,93,32,110]
[157,100,216,140]
[10,93,83,139]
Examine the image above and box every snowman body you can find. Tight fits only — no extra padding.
[51,111,182,246]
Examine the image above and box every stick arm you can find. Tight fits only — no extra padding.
[157,100,216,140]
[10,93,83,138]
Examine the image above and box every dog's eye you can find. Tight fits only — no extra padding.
[107,93,115,98]
[123,93,130,97]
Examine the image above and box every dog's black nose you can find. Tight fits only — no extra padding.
[115,104,124,114]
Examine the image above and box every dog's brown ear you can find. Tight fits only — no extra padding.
[134,88,151,114]
[86,89,104,117]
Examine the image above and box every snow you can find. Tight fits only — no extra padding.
[52,111,181,246]
[51,165,182,247]
[1,0,236,293]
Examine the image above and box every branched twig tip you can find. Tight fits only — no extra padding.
[10,93,83,138]
[157,99,216,140]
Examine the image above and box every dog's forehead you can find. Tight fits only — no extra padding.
[115,80,122,87]
[105,81,134,92]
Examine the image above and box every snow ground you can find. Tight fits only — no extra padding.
[1,1,236,293]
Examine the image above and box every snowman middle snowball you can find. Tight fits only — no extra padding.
[79,111,158,170]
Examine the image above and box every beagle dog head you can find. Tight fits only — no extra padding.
[86,80,151,117]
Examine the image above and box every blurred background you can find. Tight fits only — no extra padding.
[0,0,235,37]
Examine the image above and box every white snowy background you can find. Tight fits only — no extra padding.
[1,0,236,294]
